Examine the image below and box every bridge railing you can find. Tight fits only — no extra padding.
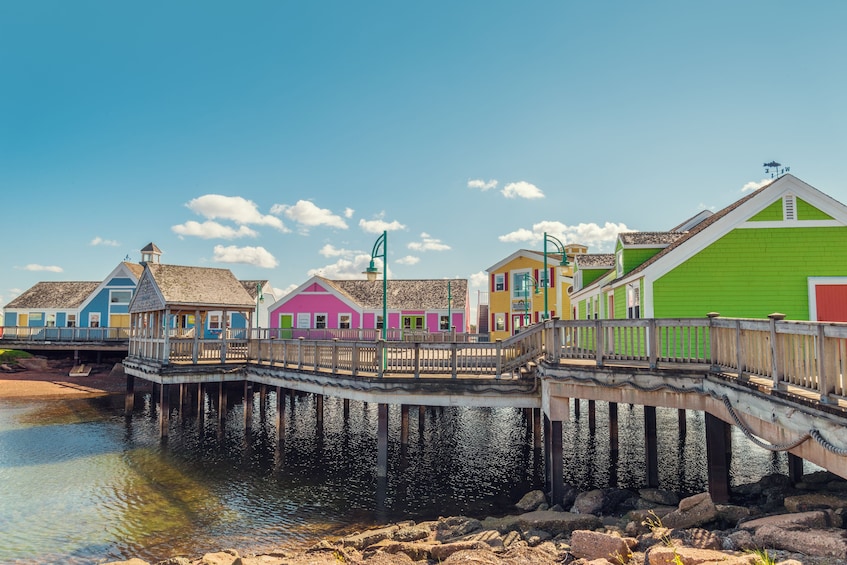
[0,326,130,341]
[549,315,846,405]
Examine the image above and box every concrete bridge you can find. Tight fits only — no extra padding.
[120,315,847,504]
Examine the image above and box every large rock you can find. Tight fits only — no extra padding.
[753,524,847,558]
[662,492,718,529]
[646,545,757,565]
[429,540,491,561]
[515,489,547,512]
[492,510,602,534]
[739,510,837,531]
[570,530,633,563]
[639,488,680,507]
[572,489,605,515]
[783,493,847,513]
[341,524,399,549]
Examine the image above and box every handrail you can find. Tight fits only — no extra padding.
[123,315,847,406]
[0,326,130,341]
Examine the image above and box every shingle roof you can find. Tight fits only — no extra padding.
[575,254,615,268]
[145,264,254,307]
[140,242,162,254]
[619,232,687,246]
[320,278,467,310]
[123,262,145,279]
[240,280,267,300]
[4,281,100,309]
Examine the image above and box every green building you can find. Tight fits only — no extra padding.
[570,174,847,322]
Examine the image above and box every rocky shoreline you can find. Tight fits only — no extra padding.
[104,471,847,565]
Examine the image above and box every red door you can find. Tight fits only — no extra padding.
[815,285,847,322]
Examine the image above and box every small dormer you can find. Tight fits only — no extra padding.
[140,242,162,265]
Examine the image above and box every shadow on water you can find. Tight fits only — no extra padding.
[0,389,797,564]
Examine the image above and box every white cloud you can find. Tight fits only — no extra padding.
[502,181,544,199]
[468,178,498,191]
[90,237,120,247]
[318,244,357,258]
[742,178,771,192]
[469,271,488,289]
[18,264,63,272]
[408,233,450,252]
[308,254,391,279]
[396,255,420,265]
[275,284,298,297]
[359,217,406,234]
[212,245,278,268]
[271,200,348,229]
[498,220,629,252]
[172,220,258,239]
[344,208,355,218]
[187,194,288,231]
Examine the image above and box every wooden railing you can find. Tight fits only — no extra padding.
[546,315,847,405]
[0,326,130,341]
[122,316,847,405]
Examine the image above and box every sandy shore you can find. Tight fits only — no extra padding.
[0,357,150,400]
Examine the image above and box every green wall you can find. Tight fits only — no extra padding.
[623,247,662,275]
[797,198,834,220]
[750,200,783,221]
[653,226,847,320]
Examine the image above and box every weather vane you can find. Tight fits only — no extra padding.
[763,161,790,179]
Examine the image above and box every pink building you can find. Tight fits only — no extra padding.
[267,276,468,338]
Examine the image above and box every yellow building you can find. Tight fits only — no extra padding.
[485,243,586,340]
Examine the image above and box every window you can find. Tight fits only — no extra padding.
[46,314,56,327]
[315,314,327,329]
[616,250,624,276]
[339,314,351,329]
[440,315,449,330]
[627,284,641,319]
[587,301,593,320]
[376,315,384,329]
[67,314,76,328]
[110,290,132,304]
[89,313,101,328]
[209,314,221,330]
[494,273,505,291]
[494,313,505,332]
[512,271,533,298]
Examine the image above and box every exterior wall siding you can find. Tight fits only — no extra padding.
[624,248,662,275]
[750,200,783,221]
[797,198,834,220]
[653,226,847,320]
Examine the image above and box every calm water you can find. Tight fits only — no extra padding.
[0,389,793,564]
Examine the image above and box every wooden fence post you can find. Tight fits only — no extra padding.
[595,319,604,367]
[495,339,503,377]
[769,313,785,389]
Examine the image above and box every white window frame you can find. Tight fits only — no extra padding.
[338,313,351,329]
[89,312,101,328]
[315,313,327,329]
[494,273,505,292]
[67,313,77,328]
[110,290,132,305]
[209,314,222,330]
[494,313,505,332]
[512,269,532,299]
[297,313,310,329]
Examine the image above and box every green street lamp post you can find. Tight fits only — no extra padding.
[518,272,541,331]
[542,232,569,321]
[446,280,452,334]
[255,282,264,331]
[366,230,388,340]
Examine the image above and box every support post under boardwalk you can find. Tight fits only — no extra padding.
[244,381,253,431]
[543,415,552,493]
[533,408,542,450]
[125,374,135,415]
[609,402,619,454]
[218,383,227,428]
[377,403,389,478]
[644,406,659,488]
[678,409,687,436]
[315,394,324,428]
[788,453,804,484]
[574,398,581,419]
[159,383,170,439]
[276,387,286,444]
[544,415,564,505]
[588,400,596,432]
[705,413,731,503]
[400,405,409,445]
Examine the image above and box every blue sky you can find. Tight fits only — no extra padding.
[2,1,846,318]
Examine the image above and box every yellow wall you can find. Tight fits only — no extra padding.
[488,253,574,341]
